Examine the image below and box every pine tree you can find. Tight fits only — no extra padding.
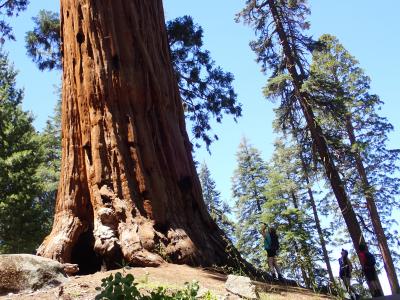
[298,145,336,289]
[262,139,326,289]
[237,1,382,294]
[199,163,235,241]
[0,49,46,253]
[25,10,60,70]
[305,34,400,294]
[232,138,268,266]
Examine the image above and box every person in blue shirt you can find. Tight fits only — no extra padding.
[261,223,283,280]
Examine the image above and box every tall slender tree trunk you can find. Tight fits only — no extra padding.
[298,150,336,287]
[345,116,400,294]
[287,215,310,288]
[288,120,336,287]
[266,0,383,295]
[290,191,315,289]
[294,242,311,288]
[37,0,234,273]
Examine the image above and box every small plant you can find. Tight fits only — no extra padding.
[172,281,200,299]
[95,272,201,300]
[201,290,218,300]
[95,272,140,300]
[146,281,200,300]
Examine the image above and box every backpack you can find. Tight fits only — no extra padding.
[339,257,350,277]
[269,232,279,251]
[365,251,376,267]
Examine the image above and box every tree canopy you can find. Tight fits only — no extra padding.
[0,0,29,42]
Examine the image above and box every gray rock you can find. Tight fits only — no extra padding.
[225,275,258,299]
[0,254,75,295]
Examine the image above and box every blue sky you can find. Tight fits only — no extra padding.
[3,0,399,294]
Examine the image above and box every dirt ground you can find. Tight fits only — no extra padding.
[1,263,333,300]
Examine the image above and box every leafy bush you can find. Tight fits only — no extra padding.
[95,272,201,300]
[95,272,140,300]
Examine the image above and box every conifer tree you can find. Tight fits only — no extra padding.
[0,50,46,253]
[232,138,268,266]
[237,1,382,294]
[262,139,326,289]
[281,115,337,287]
[305,34,400,294]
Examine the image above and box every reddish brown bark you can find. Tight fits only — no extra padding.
[37,0,233,273]
[345,116,400,295]
[266,0,383,295]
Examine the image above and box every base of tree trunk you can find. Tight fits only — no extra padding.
[37,201,235,274]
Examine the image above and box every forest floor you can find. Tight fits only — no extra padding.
[1,263,333,300]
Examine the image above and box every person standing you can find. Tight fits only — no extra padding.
[339,249,358,300]
[261,224,283,280]
[358,243,383,297]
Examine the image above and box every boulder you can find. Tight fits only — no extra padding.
[0,254,77,295]
[225,275,258,299]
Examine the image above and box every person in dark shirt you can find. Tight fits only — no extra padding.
[339,249,358,300]
[358,243,383,297]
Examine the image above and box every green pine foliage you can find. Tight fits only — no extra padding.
[25,10,60,70]
[167,16,242,149]
[262,139,327,289]
[237,0,312,86]
[305,34,400,270]
[0,0,29,42]
[231,135,331,289]
[36,98,61,234]
[199,162,235,241]
[0,50,47,253]
[238,1,397,291]
[232,138,268,267]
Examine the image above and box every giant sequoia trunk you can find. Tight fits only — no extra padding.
[37,0,232,273]
[266,0,383,295]
[345,116,400,295]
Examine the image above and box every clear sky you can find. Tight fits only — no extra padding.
[3,0,399,295]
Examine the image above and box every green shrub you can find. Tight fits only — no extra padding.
[95,272,140,300]
[95,272,201,300]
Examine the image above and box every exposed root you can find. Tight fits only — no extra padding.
[37,215,86,264]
